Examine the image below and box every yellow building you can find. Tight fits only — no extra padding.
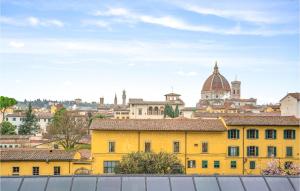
[0,149,91,176]
[90,116,299,175]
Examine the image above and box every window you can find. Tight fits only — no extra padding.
[202,142,208,153]
[265,129,276,139]
[202,160,208,168]
[145,142,151,152]
[108,141,115,153]
[228,129,240,139]
[286,147,293,157]
[230,161,237,168]
[228,146,239,156]
[247,146,259,157]
[44,119,47,122]
[285,161,293,169]
[138,108,143,115]
[13,117,16,121]
[12,167,19,175]
[284,130,296,139]
[249,161,256,169]
[267,146,277,157]
[104,161,119,173]
[247,129,259,139]
[173,141,180,153]
[187,160,196,168]
[214,161,220,168]
[32,167,39,175]
[54,166,60,175]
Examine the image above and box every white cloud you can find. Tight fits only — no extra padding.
[28,17,40,26]
[177,71,198,76]
[1,16,64,27]
[81,20,110,28]
[9,41,25,48]
[91,7,296,36]
[63,81,73,86]
[47,19,64,27]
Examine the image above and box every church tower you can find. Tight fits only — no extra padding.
[114,93,117,106]
[231,80,241,99]
[122,90,126,106]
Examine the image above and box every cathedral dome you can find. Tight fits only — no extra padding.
[201,63,231,93]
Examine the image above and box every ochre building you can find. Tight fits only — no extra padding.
[0,149,91,176]
[90,116,299,175]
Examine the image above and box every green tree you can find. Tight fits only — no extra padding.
[0,96,17,121]
[88,114,106,127]
[115,152,184,174]
[18,103,40,135]
[46,109,89,150]
[0,121,16,135]
[174,105,179,117]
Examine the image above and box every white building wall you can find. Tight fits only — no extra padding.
[280,95,299,118]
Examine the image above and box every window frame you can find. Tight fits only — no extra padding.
[202,160,208,168]
[201,142,208,153]
[54,166,60,176]
[214,161,220,168]
[265,129,277,139]
[12,167,19,176]
[187,160,196,168]
[247,129,259,139]
[247,146,259,157]
[249,161,256,169]
[230,161,237,169]
[267,146,277,157]
[286,146,293,157]
[284,129,296,139]
[228,129,240,139]
[228,146,239,157]
[144,141,151,153]
[108,141,115,153]
[103,161,119,173]
[173,141,180,153]
[32,166,39,176]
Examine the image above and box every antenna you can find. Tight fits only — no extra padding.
[171,86,174,93]
[235,75,238,81]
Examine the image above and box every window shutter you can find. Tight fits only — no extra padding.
[247,147,249,156]
[274,130,277,139]
[265,130,267,139]
[237,147,239,156]
[228,147,231,156]
[247,130,249,138]
[256,130,259,139]
[256,147,259,156]
[228,131,230,139]
[274,147,277,157]
[292,130,295,139]
[237,130,240,139]
[284,130,287,139]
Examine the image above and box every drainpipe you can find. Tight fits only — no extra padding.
[185,131,187,174]
[242,126,245,175]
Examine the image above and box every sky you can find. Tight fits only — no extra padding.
[0,0,299,106]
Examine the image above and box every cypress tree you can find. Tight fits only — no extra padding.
[18,102,40,135]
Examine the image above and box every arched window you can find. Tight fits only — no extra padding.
[154,107,159,115]
[148,107,153,115]
[160,107,164,115]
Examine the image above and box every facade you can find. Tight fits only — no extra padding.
[280,93,300,118]
[0,149,91,176]
[5,112,52,134]
[128,93,185,119]
[90,116,299,175]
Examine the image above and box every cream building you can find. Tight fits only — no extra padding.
[280,93,300,118]
[128,93,185,119]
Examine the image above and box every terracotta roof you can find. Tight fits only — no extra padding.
[90,118,226,132]
[280,93,300,101]
[181,107,196,111]
[223,116,300,126]
[77,149,91,160]
[194,112,282,119]
[128,99,184,105]
[202,63,231,93]
[0,149,75,161]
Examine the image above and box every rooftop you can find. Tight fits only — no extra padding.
[0,175,299,191]
[90,118,226,132]
[0,149,75,161]
[281,92,300,101]
[223,116,300,126]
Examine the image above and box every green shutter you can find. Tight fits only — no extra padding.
[247,130,249,138]
[284,130,287,139]
[228,147,231,156]
[228,131,231,139]
[274,147,277,157]
[265,130,268,139]
[247,147,250,156]
[274,130,277,139]
[292,130,295,139]
[256,147,259,156]
[237,147,239,156]
[256,130,259,139]
[237,130,240,139]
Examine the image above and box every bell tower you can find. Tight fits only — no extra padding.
[231,78,241,99]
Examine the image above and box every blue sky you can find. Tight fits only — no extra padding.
[0,0,299,106]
